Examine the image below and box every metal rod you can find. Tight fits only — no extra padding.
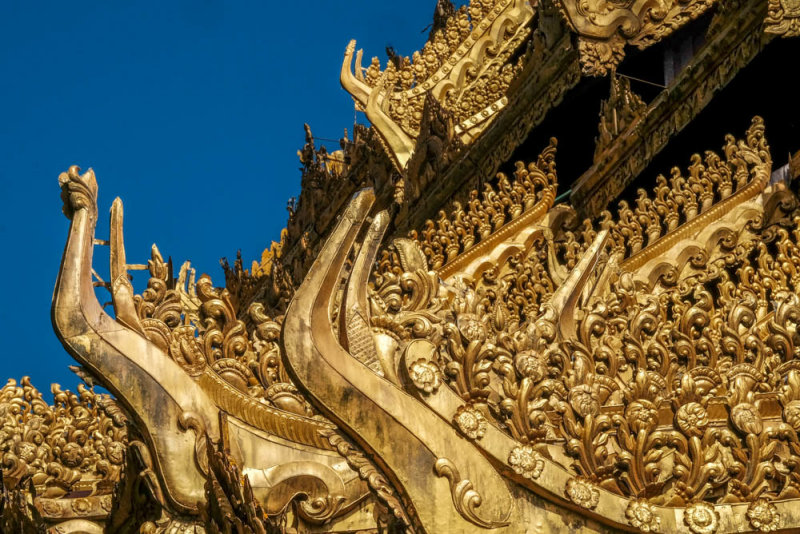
[554,188,572,204]
[616,72,667,89]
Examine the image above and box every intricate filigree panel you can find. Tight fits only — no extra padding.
[358,116,800,532]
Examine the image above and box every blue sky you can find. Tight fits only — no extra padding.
[1,1,441,394]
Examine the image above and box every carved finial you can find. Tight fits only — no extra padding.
[58,166,98,220]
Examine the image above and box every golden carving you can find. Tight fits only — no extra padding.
[765,0,800,36]
[554,0,718,75]
[6,1,800,532]
[49,167,382,533]
[746,498,780,532]
[508,445,544,480]
[406,357,443,394]
[433,457,510,529]
[0,378,127,499]
[389,138,557,280]
[685,501,720,534]
[594,74,646,162]
[565,478,600,509]
[321,429,413,530]
[572,0,770,217]
[611,116,770,270]
[341,0,534,169]
[453,405,489,440]
[626,500,661,532]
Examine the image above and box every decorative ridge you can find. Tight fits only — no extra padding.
[611,116,772,271]
[197,371,336,451]
[341,0,534,169]
[388,138,557,278]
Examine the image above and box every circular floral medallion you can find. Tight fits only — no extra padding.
[684,501,719,534]
[676,402,708,437]
[747,498,779,532]
[408,359,442,394]
[508,445,544,479]
[565,477,599,510]
[40,499,62,517]
[454,405,488,440]
[625,500,661,532]
[71,497,92,515]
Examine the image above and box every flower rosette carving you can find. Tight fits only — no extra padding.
[684,501,719,534]
[457,313,488,344]
[565,477,600,509]
[454,405,488,440]
[514,350,545,383]
[747,498,780,532]
[408,359,442,394]
[676,402,709,438]
[625,500,661,532]
[508,445,544,480]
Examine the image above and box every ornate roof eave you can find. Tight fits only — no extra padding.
[340,0,535,172]
[571,0,771,218]
[396,30,581,234]
[341,42,415,171]
[554,0,721,75]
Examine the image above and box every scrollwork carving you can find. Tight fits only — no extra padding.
[433,457,510,528]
